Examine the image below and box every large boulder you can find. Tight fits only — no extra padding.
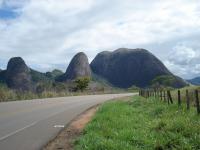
[90,48,187,88]
[6,57,33,91]
[57,52,91,81]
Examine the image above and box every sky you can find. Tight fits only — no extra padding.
[0,0,200,79]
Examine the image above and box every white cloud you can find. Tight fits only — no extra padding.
[165,43,200,78]
[0,0,200,79]
[169,44,198,65]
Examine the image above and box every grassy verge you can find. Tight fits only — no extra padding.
[0,85,127,102]
[75,96,200,150]
[171,85,200,105]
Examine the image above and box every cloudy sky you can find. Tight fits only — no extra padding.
[0,0,200,79]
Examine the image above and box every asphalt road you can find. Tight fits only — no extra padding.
[0,93,135,150]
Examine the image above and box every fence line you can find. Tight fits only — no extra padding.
[139,89,200,115]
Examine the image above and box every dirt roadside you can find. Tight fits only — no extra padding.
[43,106,98,150]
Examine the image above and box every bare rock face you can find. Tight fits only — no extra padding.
[58,52,91,81]
[6,57,33,91]
[91,48,186,88]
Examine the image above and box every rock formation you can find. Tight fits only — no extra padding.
[91,48,187,88]
[57,52,91,81]
[5,57,33,91]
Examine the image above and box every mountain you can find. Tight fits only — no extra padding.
[91,48,187,88]
[187,77,200,85]
[57,52,91,82]
[5,57,33,91]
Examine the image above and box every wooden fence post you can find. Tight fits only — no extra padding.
[163,91,166,102]
[160,91,163,100]
[155,90,157,97]
[186,90,190,110]
[167,90,173,104]
[178,90,181,107]
[195,90,200,114]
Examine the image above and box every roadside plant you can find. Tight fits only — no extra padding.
[74,77,90,92]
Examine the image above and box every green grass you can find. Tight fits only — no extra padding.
[75,96,200,150]
[171,85,200,105]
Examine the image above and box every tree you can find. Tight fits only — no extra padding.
[74,77,90,92]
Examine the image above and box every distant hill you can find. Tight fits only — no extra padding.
[187,77,200,85]
[91,48,187,88]
[46,69,63,79]
[30,69,51,83]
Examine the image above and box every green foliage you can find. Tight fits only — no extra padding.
[45,69,63,79]
[30,69,51,83]
[75,96,200,150]
[74,77,90,92]
[151,75,177,89]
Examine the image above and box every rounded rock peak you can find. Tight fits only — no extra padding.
[7,57,28,71]
[6,57,32,91]
[60,52,91,81]
[91,48,184,88]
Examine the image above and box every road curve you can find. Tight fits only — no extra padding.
[0,93,136,150]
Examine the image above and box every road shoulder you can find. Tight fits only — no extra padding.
[43,105,99,150]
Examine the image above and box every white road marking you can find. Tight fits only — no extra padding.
[0,121,37,141]
[54,125,65,128]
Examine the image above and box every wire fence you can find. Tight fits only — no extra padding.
[139,89,200,114]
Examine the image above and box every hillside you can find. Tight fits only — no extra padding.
[151,75,187,88]
[187,77,200,85]
[91,48,187,88]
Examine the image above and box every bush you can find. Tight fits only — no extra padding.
[74,77,90,92]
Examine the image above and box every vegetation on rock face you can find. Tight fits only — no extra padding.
[75,96,200,150]
[151,75,188,89]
